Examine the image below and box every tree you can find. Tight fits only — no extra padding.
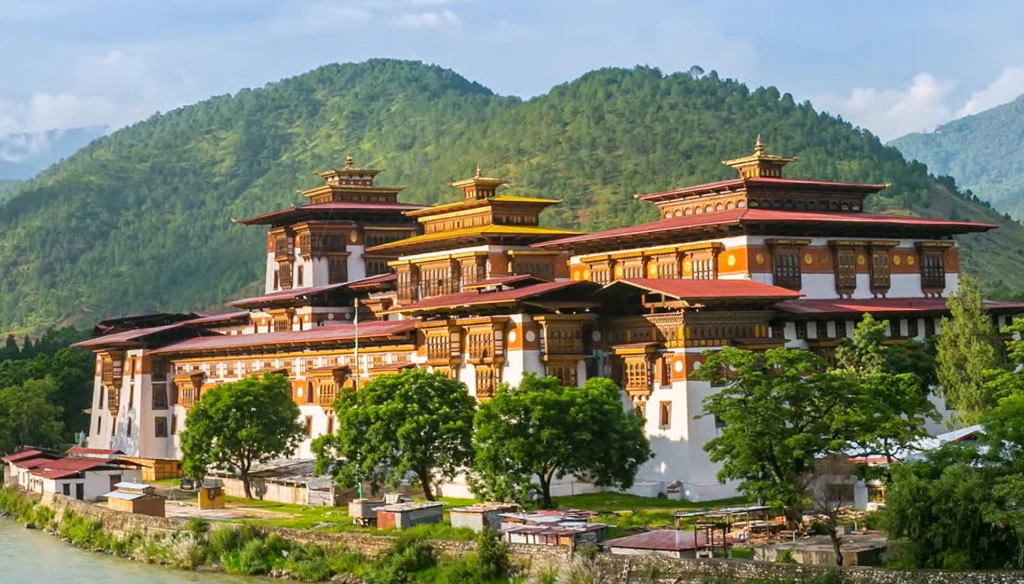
[695,347,850,526]
[837,313,937,388]
[471,375,651,509]
[936,276,1003,425]
[0,377,64,454]
[180,374,304,498]
[313,369,475,501]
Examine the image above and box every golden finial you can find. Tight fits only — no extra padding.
[474,163,482,178]
[344,152,354,168]
[754,134,764,155]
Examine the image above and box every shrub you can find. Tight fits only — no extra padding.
[475,529,510,580]
[223,532,292,575]
[368,535,437,584]
[286,544,335,582]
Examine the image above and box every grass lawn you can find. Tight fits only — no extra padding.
[208,492,753,541]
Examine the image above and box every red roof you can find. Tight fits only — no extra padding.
[385,281,598,314]
[238,202,426,225]
[227,282,351,308]
[182,311,250,326]
[776,297,1024,316]
[1,449,46,464]
[608,278,802,301]
[535,208,995,250]
[462,274,548,290]
[65,447,122,457]
[603,530,708,552]
[638,176,889,203]
[149,320,418,355]
[72,322,220,350]
[22,456,122,480]
[346,273,397,290]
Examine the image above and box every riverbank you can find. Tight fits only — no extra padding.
[3,488,1023,583]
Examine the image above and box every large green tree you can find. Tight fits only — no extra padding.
[312,368,475,501]
[180,373,304,498]
[695,346,934,527]
[471,375,651,509]
[936,276,1003,425]
[0,377,64,455]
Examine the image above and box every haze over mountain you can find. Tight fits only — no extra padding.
[1,59,1022,334]
[0,127,107,181]
[891,94,1024,218]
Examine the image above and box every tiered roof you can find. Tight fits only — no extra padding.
[366,166,578,255]
[149,320,417,356]
[384,280,599,316]
[238,154,425,226]
[536,138,995,254]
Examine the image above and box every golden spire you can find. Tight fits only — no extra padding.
[754,134,764,155]
[721,134,796,178]
[344,152,354,168]
[474,163,482,178]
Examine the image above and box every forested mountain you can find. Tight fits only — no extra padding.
[0,126,106,180]
[1,59,1023,334]
[891,94,1024,218]
[0,180,19,203]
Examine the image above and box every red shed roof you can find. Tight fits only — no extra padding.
[72,322,218,349]
[1,449,47,464]
[607,278,802,301]
[149,320,418,355]
[385,281,599,315]
[227,282,351,308]
[603,530,708,552]
[65,447,123,457]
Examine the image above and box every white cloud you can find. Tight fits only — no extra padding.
[813,73,955,140]
[395,9,460,28]
[955,66,1024,117]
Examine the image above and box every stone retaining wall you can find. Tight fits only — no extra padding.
[24,492,1024,583]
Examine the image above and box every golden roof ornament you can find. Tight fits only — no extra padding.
[344,152,354,168]
[474,163,482,178]
[721,134,796,179]
[754,134,764,155]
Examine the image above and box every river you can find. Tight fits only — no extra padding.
[0,519,247,584]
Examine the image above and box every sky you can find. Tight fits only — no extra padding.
[2,0,1024,154]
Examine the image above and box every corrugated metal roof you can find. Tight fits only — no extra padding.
[377,501,443,513]
[104,491,145,501]
[113,482,151,490]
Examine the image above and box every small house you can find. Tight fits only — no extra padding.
[450,503,519,532]
[375,501,443,530]
[602,530,708,558]
[754,533,888,566]
[104,482,166,517]
[3,449,142,501]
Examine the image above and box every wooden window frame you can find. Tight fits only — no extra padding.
[658,401,671,430]
[772,246,802,290]
[869,250,891,295]
[155,417,168,438]
[834,248,857,296]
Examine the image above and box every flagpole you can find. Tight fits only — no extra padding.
[353,296,363,499]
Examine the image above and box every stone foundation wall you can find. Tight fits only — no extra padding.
[23,492,1024,583]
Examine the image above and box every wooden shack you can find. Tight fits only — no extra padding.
[375,501,443,530]
[198,478,225,510]
[104,482,166,517]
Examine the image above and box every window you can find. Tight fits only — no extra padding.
[772,247,802,290]
[96,416,101,435]
[870,251,891,293]
[128,384,134,409]
[171,415,178,435]
[297,265,305,287]
[327,416,334,435]
[126,418,133,438]
[273,271,280,290]
[921,251,946,291]
[658,401,671,430]
[304,416,313,437]
[714,414,726,430]
[834,249,856,295]
[329,258,348,283]
[907,318,919,338]
[794,321,807,340]
[62,483,71,496]
[825,483,855,505]
[692,257,715,279]
[834,320,847,339]
[924,318,936,337]
[98,386,105,409]
[152,385,168,409]
[155,417,168,438]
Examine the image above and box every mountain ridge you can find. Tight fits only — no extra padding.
[890,93,1024,218]
[1,59,1022,334]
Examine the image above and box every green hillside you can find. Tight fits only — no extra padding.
[0,180,19,203]
[1,59,1023,334]
[891,94,1024,217]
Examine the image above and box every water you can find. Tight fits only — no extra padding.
[0,519,246,584]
